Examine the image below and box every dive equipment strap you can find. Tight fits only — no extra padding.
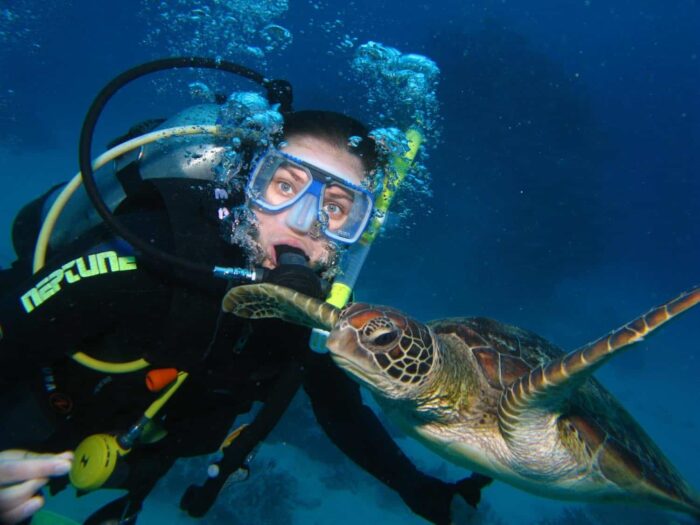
[144,178,245,368]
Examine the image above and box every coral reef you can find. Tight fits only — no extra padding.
[200,458,320,525]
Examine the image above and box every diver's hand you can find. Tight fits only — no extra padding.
[449,473,493,524]
[453,472,492,508]
[401,472,492,525]
[0,450,73,524]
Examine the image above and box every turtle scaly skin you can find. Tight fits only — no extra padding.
[222,284,700,519]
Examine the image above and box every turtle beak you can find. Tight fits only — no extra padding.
[326,326,356,357]
[327,325,374,373]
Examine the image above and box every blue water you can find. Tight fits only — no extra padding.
[1,1,699,523]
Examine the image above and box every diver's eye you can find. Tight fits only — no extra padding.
[323,202,345,219]
[371,329,399,347]
[278,180,294,195]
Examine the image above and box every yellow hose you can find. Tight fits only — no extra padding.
[144,371,188,419]
[33,124,221,273]
[70,352,150,374]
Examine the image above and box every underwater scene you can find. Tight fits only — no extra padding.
[1,0,699,524]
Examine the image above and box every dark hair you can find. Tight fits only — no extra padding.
[282,110,378,174]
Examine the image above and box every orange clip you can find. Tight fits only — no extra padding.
[146,368,179,392]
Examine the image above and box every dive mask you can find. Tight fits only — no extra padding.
[246,149,374,244]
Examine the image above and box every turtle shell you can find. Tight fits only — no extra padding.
[429,316,694,507]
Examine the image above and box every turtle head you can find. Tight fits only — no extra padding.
[222,284,437,400]
[328,303,436,399]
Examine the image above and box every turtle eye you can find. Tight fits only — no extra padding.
[362,316,399,349]
[370,328,399,347]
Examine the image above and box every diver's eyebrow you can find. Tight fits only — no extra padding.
[276,164,308,183]
[325,185,355,202]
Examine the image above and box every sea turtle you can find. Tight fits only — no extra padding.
[222,284,700,519]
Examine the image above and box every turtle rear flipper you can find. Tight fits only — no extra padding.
[498,287,700,432]
[222,283,339,330]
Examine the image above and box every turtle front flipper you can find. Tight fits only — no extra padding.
[222,283,339,330]
[498,287,700,439]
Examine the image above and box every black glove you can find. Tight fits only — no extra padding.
[454,472,493,508]
[400,472,493,525]
[400,475,453,525]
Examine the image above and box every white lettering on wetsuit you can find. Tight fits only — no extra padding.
[20,251,137,313]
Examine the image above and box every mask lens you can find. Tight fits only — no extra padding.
[248,155,312,211]
[320,183,372,243]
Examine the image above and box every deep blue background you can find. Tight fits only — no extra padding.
[1,1,698,523]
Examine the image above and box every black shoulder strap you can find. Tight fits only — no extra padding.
[179,360,303,517]
[139,178,243,369]
[9,183,66,272]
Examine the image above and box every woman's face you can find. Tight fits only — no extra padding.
[252,135,366,270]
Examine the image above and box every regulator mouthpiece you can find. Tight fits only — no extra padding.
[275,245,309,266]
[266,245,324,298]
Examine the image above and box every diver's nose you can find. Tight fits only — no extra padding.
[285,193,319,233]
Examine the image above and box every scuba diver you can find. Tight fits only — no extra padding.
[0,59,491,525]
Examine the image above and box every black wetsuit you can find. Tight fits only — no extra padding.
[0,175,485,524]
